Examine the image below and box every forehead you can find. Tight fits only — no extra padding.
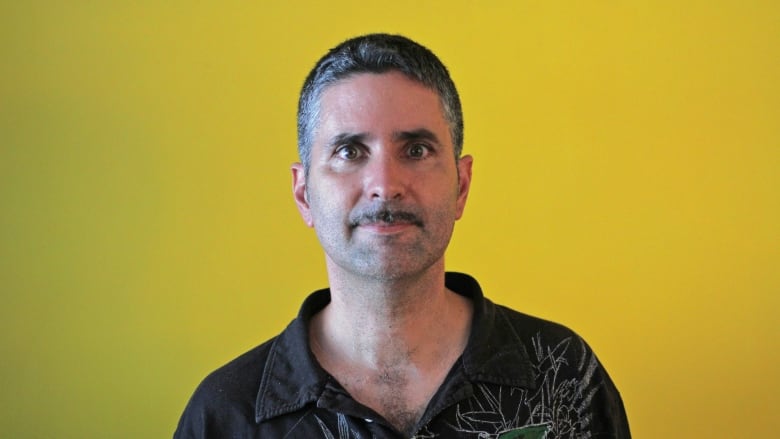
[315,72,452,146]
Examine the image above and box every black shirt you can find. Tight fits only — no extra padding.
[174,272,630,438]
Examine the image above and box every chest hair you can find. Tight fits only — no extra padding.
[340,366,435,436]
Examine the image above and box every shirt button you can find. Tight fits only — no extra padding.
[364,418,373,423]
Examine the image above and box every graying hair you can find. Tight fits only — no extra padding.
[297,33,464,170]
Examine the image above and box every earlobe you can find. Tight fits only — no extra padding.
[291,163,314,227]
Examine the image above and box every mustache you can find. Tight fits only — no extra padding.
[349,206,424,228]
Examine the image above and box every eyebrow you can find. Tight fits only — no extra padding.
[324,128,442,150]
[393,128,441,145]
[325,132,369,150]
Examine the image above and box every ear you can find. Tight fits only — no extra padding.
[291,163,314,227]
[454,155,473,220]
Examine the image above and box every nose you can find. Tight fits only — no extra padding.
[363,153,406,201]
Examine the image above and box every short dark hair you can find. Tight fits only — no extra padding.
[297,33,464,170]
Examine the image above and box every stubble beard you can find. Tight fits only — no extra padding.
[318,203,456,282]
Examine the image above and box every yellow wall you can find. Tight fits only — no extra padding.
[2,1,778,437]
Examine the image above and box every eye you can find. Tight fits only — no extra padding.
[407,143,431,159]
[336,144,362,160]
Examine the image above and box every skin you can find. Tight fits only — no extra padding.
[291,71,474,435]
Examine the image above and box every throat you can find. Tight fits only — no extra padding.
[308,285,474,435]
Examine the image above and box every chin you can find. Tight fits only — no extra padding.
[348,257,442,282]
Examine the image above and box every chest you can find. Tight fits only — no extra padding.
[253,382,565,438]
[336,366,442,435]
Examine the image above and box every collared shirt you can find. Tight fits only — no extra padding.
[174,272,630,438]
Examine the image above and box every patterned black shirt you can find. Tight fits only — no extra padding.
[174,272,630,438]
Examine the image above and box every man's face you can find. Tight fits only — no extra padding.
[292,71,472,281]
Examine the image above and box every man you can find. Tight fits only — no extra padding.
[175,33,630,438]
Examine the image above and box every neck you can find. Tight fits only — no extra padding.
[311,262,471,369]
[309,264,473,435]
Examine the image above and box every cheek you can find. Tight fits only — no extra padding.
[312,173,361,204]
[308,186,347,223]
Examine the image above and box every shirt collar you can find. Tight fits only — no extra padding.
[448,272,536,389]
[254,289,330,423]
[255,272,536,424]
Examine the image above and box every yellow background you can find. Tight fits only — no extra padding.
[2,1,778,437]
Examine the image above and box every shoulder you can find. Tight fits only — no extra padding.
[173,337,277,438]
[448,273,631,437]
[490,301,606,377]
[489,303,631,437]
[500,304,632,437]
[493,301,581,341]
[448,272,593,355]
[198,338,276,403]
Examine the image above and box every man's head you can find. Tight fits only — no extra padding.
[291,34,472,282]
[297,33,464,172]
